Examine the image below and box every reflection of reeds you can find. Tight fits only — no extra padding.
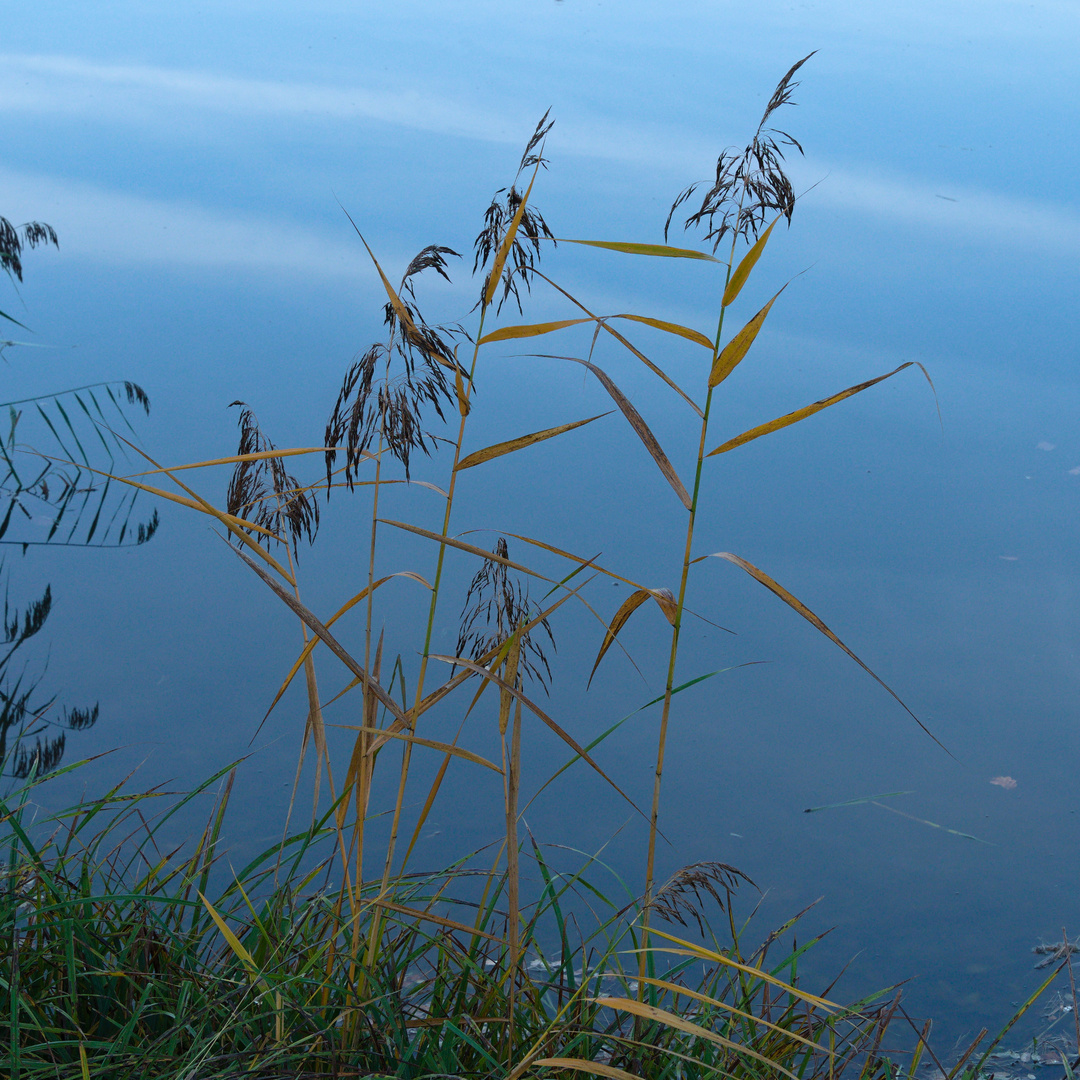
[38,57,990,1077]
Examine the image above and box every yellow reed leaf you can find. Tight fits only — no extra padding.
[478,317,593,344]
[558,238,720,261]
[589,588,677,686]
[723,215,780,307]
[613,313,713,349]
[456,413,610,471]
[692,550,948,754]
[551,355,691,509]
[594,998,802,1080]
[533,1060,644,1080]
[709,284,787,388]
[198,891,265,987]
[708,362,913,453]
[333,725,502,773]
[485,163,539,309]
[647,927,841,1009]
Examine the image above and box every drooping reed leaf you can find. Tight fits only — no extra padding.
[696,551,949,754]
[535,355,692,509]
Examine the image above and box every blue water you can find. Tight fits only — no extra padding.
[2,0,1079,1050]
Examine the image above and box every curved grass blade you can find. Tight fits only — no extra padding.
[709,284,787,388]
[723,215,780,307]
[635,975,828,1055]
[558,238,720,262]
[533,1060,644,1080]
[538,355,692,509]
[696,550,951,755]
[595,997,804,1080]
[708,362,914,454]
[456,412,611,471]
[588,588,677,687]
[647,927,840,1011]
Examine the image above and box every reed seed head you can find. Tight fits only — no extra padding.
[473,111,557,315]
[650,861,756,935]
[665,53,815,250]
[456,537,555,691]
[226,402,319,559]
[325,247,465,486]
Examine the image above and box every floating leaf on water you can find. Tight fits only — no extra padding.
[990,776,1017,790]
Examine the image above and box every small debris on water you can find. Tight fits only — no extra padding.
[1033,938,1080,968]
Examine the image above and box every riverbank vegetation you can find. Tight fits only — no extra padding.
[3,59,1070,1078]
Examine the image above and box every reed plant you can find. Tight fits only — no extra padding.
[4,58,1051,1078]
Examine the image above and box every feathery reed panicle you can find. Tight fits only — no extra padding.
[456,537,555,692]
[650,861,756,936]
[226,402,319,560]
[665,52,815,248]
[473,110,556,315]
[324,245,464,485]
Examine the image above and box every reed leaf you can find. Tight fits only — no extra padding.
[558,238,720,261]
[594,997,804,1080]
[428,653,647,819]
[533,1060,645,1080]
[538,355,692,509]
[709,284,787,387]
[723,215,780,307]
[708,362,914,453]
[613,313,714,349]
[485,162,541,310]
[479,317,593,344]
[380,519,554,581]
[588,588,677,686]
[332,725,502,773]
[693,551,949,753]
[456,413,610,471]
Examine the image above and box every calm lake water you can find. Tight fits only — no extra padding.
[3,0,1080,1050]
